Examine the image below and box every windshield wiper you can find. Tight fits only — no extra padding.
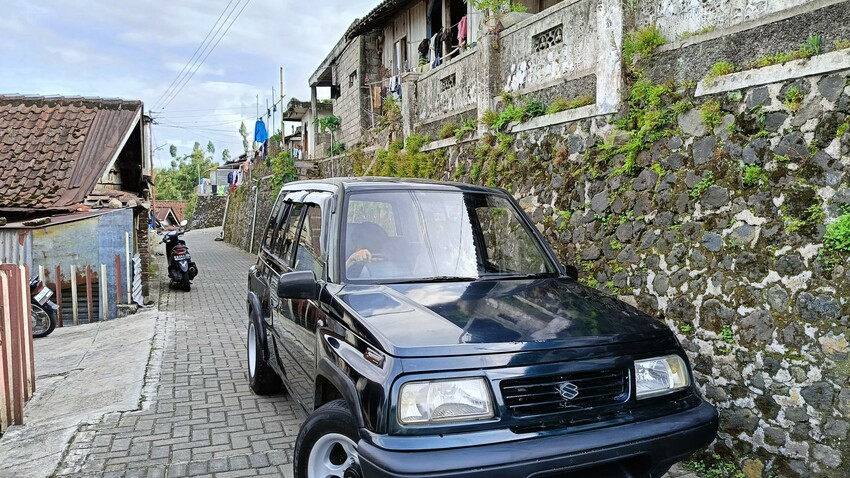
[480,272,559,279]
[392,276,479,284]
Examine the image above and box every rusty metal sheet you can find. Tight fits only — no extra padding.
[0,229,32,266]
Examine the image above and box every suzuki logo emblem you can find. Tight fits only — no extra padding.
[557,381,579,401]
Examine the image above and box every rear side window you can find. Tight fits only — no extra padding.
[293,205,324,278]
[262,198,286,251]
[273,203,305,265]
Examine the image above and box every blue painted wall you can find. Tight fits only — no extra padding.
[31,209,136,320]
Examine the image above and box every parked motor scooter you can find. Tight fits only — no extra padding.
[30,275,58,338]
[161,221,198,292]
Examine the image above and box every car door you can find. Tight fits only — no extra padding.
[276,193,332,412]
[263,195,307,380]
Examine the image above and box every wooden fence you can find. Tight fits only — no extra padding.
[0,264,36,433]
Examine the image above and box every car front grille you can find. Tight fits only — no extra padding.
[500,368,629,417]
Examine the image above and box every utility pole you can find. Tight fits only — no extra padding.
[280,67,284,146]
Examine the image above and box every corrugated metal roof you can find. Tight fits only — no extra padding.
[0,95,143,212]
[0,209,114,230]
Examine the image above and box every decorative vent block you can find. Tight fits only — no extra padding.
[440,74,457,92]
[533,24,563,53]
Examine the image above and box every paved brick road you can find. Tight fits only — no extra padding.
[49,227,695,478]
[54,228,303,478]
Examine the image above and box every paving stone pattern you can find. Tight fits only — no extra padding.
[54,228,302,478]
[50,227,696,478]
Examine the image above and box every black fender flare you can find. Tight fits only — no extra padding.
[246,291,269,361]
[317,357,366,429]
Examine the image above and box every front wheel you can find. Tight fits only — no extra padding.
[32,303,56,338]
[294,400,360,478]
[181,272,191,292]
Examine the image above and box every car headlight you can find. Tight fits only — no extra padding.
[398,378,494,425]
[635,355,690,399]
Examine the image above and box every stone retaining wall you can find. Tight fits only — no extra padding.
[326,65,850,476]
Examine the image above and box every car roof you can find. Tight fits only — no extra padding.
[281,177,506,195]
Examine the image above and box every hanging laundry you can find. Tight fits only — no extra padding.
[458,15,468,47]
[430,32,442,68]
[254,119,269,144]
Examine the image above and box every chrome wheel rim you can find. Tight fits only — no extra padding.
[307,433,359,478]
[247,322,257,378]
[32,305,50,336]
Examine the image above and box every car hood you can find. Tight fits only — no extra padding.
[337,277,672,358]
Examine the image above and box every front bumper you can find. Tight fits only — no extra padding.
[358,400,718,478]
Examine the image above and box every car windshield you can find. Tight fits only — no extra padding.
[342,190,555,282]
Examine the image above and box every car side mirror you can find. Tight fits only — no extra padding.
[564,264,579,281]
[277,271,319,300]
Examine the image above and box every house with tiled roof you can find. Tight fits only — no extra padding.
[0,94,155,318]
[155,200,188,224]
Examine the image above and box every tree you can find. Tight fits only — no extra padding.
[155,141,220,208]
[239,122,249,154]
[207,141,215,156]
[222,148,231,163]
[169,144,178,158]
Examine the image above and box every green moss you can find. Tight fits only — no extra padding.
[624,26,667,66]
[836,39,850,50]
[707,61,736,80]
[751,35,823,69]
[610,239,624,252]
[824,213,850,253]
[470,161,483,183]
[481,110,500,129]
[784,86,804,112]
[690,171,715,199]
[686,454,746,478]
[547,95,595,115]
[650,162,666,179]
[672,99,692,115]
[523,98,546,119]
[453,118,477,141]
[700,100,723,128]
[580,277,600,288]
[837,122,849,138]
[680,25,716,40]
[742,164,767,188]
[438,122,457,139]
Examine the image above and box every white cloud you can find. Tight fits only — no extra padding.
[2,0,377,162]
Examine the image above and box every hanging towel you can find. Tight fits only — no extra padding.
[458,15,468,46]
[254,119,269,144]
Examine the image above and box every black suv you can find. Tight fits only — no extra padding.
[247,178,718,478]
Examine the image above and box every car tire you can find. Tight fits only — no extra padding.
[247,319,283,395]
[294,399,360,478]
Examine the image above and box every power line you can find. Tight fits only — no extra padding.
[158,0,254,112]
[153,0,239,111]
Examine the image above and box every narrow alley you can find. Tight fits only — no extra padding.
[52,228,302,478]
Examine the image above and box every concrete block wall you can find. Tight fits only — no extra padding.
[334,37,366,150]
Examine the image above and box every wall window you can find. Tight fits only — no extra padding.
[349,70,358,88]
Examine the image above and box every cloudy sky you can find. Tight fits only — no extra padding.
[0,0,375,167]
